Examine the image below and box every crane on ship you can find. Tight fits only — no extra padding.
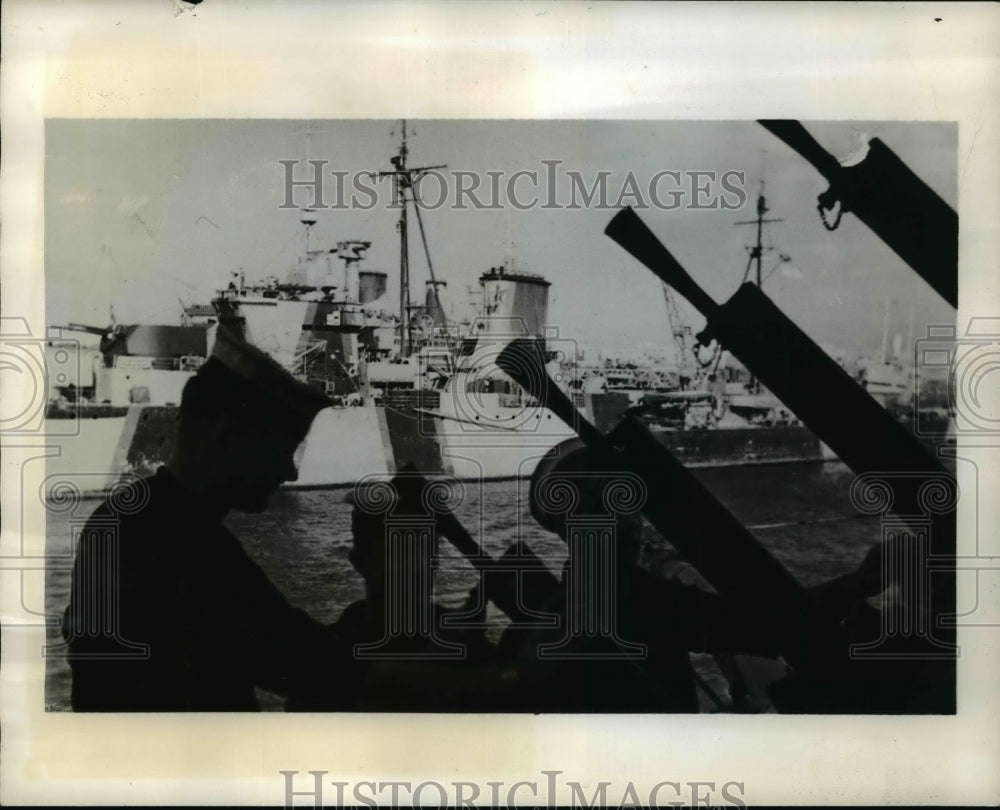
[660,282,694,369]
[656,179,789,401]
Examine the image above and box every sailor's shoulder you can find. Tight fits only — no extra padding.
[77,473,214,557]
[76,475,158,531]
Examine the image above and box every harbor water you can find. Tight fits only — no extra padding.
[44,459,881,711]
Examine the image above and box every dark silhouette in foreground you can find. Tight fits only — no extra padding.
[62,329,353,711]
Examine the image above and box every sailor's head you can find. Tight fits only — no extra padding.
[344,484,385,587]
[528,438,644,564]
[175,328,331,512]
[343,475,441,601]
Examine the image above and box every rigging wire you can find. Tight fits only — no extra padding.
[411,191,437,285]
[738,252,755,287]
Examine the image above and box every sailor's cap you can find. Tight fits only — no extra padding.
[528,436,648,539]
[205,326,332,426]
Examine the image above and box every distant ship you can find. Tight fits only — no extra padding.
[43,123,575,496]
[42,135,951,498]
[577,186,829,465]
[571,186,953,466]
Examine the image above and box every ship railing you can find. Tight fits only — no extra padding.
[108,355,207,372]
[384,389,441,411]
[417,336,462,356]
[422,361,455,379]
[112,355,155,371]
[291,340,327,376]
[420,336,459,350]
[498,391,526,409]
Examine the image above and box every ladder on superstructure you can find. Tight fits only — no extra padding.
[292,339,327,379]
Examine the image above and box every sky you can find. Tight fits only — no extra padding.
[45,119,956,361]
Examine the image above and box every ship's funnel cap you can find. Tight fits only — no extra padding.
[205,327,332,431]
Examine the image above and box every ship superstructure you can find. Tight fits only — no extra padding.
[43,124,578,494]
[44,131,945,497]
[579,184,824,464]
[211,231,402,402]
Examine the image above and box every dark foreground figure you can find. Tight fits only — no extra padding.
[62,333,954,713]
[322,440,955,714]
[62,329,355,711]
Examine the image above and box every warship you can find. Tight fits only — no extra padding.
[576,186,953,466]
[578,187,828,466]
[43,131,947,498]
[43,124,575,496]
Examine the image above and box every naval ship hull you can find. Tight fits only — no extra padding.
[41,399,577,497]
[649,425,827,467]
[42,396,824,499]
[585,389,830,467]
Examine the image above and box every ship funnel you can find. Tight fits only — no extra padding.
[337,240,370,302]
[425,280,448,325]
[358,270,388,304]
[478,267,550,338]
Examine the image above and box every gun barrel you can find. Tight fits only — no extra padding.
[611,416,835,669]
[496,338,599,446]
[711,283,953,554]
[604,208,720,319]
[65,322,110,336]
[391,468,559,608]
[497,339,842,672]
[759,121,957,307]
[604,210,952,537]
[422,483,561,622]
[758,120,843,179]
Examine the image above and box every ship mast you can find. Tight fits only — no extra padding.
[378,121,446,356]
[735,181,784,289]
[398,122,410,355]
[734,181,784,392]
[302,121,317,254]
[301,207,317,254]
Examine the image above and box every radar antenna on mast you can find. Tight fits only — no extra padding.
[733,178,786,391]
[734,180,784,289]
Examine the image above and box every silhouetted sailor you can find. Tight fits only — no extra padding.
[491,439,734,711]
[297,481,502,711]
[769,532,956,714]
[62,328,356,711]
[500,439,899,712]
[293,472,570,712]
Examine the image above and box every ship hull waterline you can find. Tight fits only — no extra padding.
[41,404,835,499]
